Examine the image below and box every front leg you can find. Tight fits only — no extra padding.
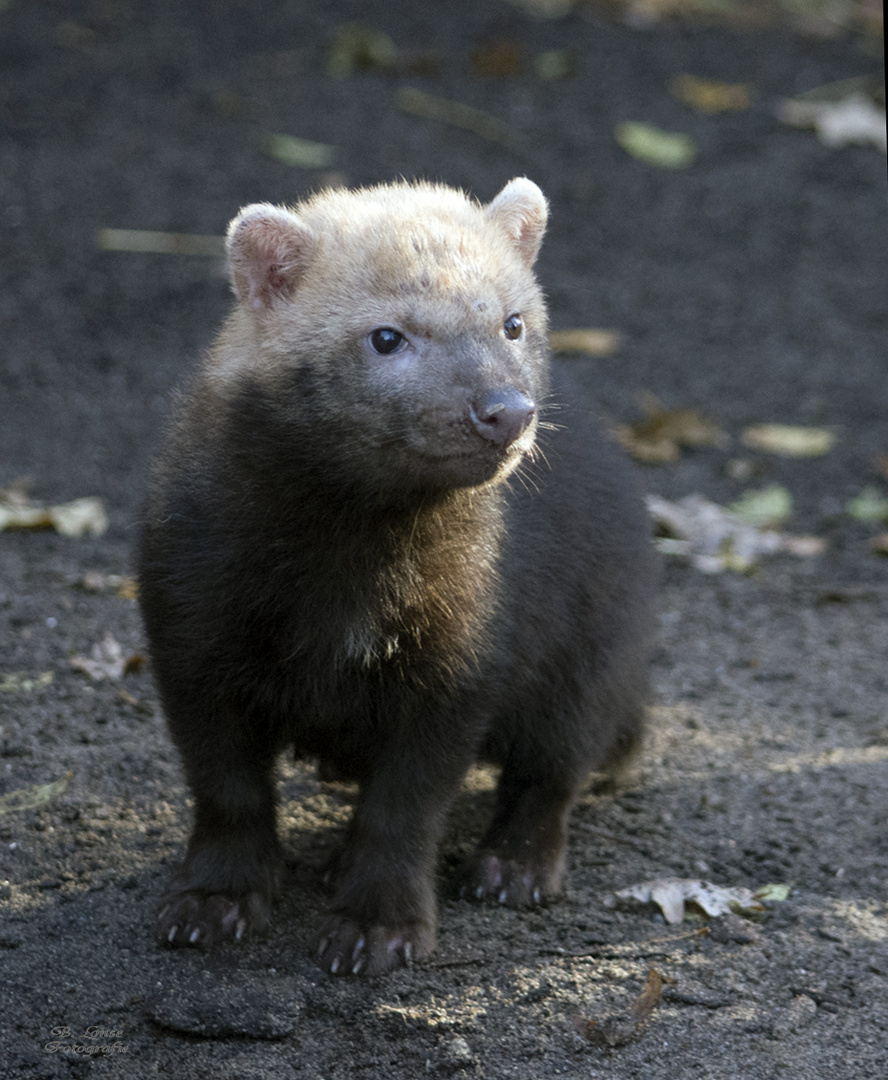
[316,737,467,977]
[157,717,283,948]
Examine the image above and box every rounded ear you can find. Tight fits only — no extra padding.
[485,177,548,267]
[226,203,317,310]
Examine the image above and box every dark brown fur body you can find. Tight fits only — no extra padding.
[137,180,656,975]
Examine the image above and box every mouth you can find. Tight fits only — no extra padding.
[406,437,530,490]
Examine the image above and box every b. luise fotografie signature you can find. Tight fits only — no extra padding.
[45,1025,128,1055]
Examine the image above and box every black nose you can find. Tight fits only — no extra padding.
[470,390,536,448]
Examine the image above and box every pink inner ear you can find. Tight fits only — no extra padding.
[228,209,314,310]
[485,179,548,267]
[254,259,290,309]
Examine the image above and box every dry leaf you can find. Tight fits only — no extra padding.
[70,633,145,682]
[754,883,792,903]
[741,424,836,457]
[775,93,886,152]
[869,534,888,557]
[617,396,726,464]
[615,122,696,168]
[876,455,888,482]
[76,572,138,599]
[48,498,109,537]
[607,878,766,925]
[648,493,826,573]
[97,229,225,256]
[0,671,53,694]
[846,487,888,523]
[397,87,513,146]
[263,134,337,169]
[549,328,623,356]
[505,0,577,16]
[533,49,577,80]
[671,74,751,113]
[0,772,71,815]
[574,968,665,1048]
[728,484,793,528]
[326,23,399,76]
[0,484,108,537]
[470,39,525,78]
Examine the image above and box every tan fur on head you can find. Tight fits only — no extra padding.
[224,178,548,338]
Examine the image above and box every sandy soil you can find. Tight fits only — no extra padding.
[1,2,886,1077]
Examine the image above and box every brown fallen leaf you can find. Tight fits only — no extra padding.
[671,74,751,113]
[617,395,726,464]
[549,328,623,357]
[574,968,666,1048]
[876,454,888,483]
[869,534,888,557]
[471,39,525,78]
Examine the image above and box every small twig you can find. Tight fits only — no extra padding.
[96,228,225,256]
[540,926,709,961]
[662,989,733,1010]
[397,87,514,146]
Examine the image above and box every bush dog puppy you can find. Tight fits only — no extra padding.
[138,178,656,976]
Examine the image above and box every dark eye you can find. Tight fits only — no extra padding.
[504,314,523,340]
[369,327,405,355]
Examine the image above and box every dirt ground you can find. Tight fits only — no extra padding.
[1,1,886,1077]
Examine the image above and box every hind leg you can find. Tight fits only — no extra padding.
[461,694,643,908]
[460,753,577,907]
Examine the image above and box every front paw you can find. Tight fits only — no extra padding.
[315,915,435,977]
[158,888,272,948]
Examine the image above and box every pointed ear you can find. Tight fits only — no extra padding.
[226,203,317,310]
[486,178,548,267]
